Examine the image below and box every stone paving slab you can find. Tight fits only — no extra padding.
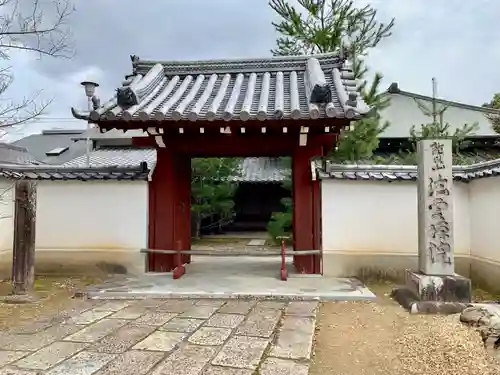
[285,301,319,317]
[205,313,245,328]
[269,316,315,360]
[132,331,186,352]
[13,341,88,370]
[150,344,219,375]
[135,312,178,326]
[218,300,256,314]
[108,306,149,320]
[0,299,320,374]
[0,368,43,375]
[89,323,156,353]
[211,335,270,370]
[202,366,253,375]
[236,309,282,338]
[0,323,83,351]
[155,300,196,313]
[0,352,30,367]
[63,319,129,343]
[188,327,232,345]
[179,305,218,319]
[70,309,114,325]
[45,351,116,375]
[160,318,205,333]
[93,350,164,375]
[260,357,309,375]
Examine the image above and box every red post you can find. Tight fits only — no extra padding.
[279,237,288,281]
[172,240,186,279]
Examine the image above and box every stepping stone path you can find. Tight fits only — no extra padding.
[0,298,318,374]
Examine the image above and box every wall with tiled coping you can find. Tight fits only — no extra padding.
[0,177,499,291]
[0,180,148,277]
[321,177,500,291]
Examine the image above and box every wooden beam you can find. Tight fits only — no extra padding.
[140,249,322,256]
[96,117,346,131]
[11,181,36,295]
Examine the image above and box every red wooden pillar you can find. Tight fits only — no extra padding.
[148,148,176,272]
[147,149,191,272]
[292,145,321,274]
[175,154,191,264]
[312,178,322,274]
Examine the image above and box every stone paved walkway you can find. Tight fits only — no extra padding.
[0,298,317,374]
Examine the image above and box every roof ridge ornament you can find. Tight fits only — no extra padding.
[305,58,331,104]
[116,63,166,108]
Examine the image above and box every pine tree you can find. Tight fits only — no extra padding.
[267,0,395,241]
[483,93,500,134]
[269,0,395,161]
[191,158,241,238]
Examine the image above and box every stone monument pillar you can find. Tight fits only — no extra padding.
[394,139,472,313]
[417,139,454,276]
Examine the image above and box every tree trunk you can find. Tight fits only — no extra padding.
[11,181,36,295]
[194,213,201,239]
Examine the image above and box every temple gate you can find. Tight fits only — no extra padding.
[72,53,369,275]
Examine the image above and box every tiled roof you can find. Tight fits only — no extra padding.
[329,147,500,166]
[61,148,288,182]
[13,129,93,165]
[317,159,500,183]
[232,157,288,182]
[72,53,369,123]
[62,148,157,170]
[0,143,40,165]
[0,164,149,181]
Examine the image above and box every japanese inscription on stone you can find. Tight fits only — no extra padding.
[417,139,454,276]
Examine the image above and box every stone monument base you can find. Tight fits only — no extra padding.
[391,270,472,314]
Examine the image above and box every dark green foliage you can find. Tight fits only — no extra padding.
[267,157,292,245]
[266,0,394,241]
[483,93,500,134]
[329,73,391,162]
[191,158,241,238]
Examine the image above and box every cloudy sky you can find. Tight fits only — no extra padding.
[3,0,500,140]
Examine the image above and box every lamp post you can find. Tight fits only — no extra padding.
[80,80,99,167]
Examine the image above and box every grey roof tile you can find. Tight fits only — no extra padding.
[62,149,288,182]
[0,164,148,181]
[72,53,369,123]
[232,157,288,182]
[319,159,500,183]
[13,129,96,164]
[61,148,157,170]
[0,143,39,165]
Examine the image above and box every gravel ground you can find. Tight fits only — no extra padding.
[310,297,500,375]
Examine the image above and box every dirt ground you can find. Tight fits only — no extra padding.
[310,282,500,375]
[0,274,104,330]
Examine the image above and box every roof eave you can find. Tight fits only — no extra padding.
[384,83,500,115]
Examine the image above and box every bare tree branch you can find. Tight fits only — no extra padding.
[0,0,74,132]
[0,0,75,59]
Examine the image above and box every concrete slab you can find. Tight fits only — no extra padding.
[83,256,375,301]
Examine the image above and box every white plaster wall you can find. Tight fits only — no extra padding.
[0,179,14,252]
[36,181,148,250]
[380,94,496,137]
[469,176,500,264]
[321,179,470,256]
